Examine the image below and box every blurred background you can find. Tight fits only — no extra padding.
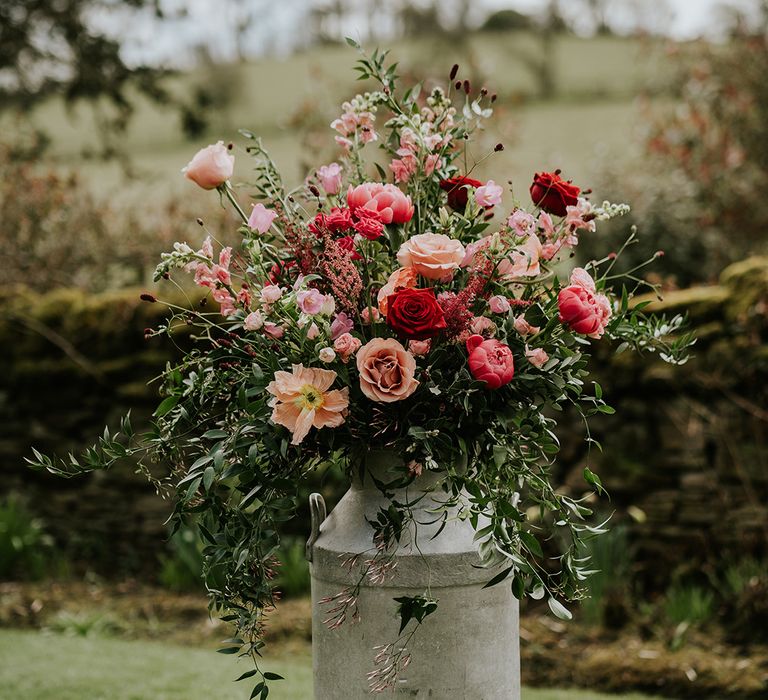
[1,1,767,698]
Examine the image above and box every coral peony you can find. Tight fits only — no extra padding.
[356,338,419,403]
[266,365,349,444]
[466,335,515,390]
[347,183,414,224]
[377,267,419,315]
[557,267,612,338]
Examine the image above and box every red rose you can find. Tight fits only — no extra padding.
[386,287,447,340]
[440,176,483,211]
[530,171,580,217]
[466,334,515,389]
[337,235,362,261]
[309,207,353,234]
[353,213,385,241]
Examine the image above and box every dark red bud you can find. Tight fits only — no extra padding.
[480,87,488,96]
[449,64,459,80]
[455,81,462,90]
[494,143,504,152]
[140,293,156,303]
[491,93,497,102]
[463,79,470,94]
[196,217,204,226]
[309,184,320,197]
[227,142,234,150]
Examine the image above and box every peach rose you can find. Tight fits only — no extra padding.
[356,337,419,403]
[377,267,419,315]
[182,141,234,190]
[396,232,465,281]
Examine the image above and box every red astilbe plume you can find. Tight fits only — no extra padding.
[439,255,494,340]
[275,199,317,276]
[318,228,362,313]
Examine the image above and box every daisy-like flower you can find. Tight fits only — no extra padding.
[266,365,349,445]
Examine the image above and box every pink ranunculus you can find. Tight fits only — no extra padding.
[558,267,612,339]
[488,295,511,314]
[318,347,336,363]
[466,335,515,390]
[356,337,419,403]
[333,332,362,363]
[261,285,284,305]
[396,232,465,281]
[498,234,543,279]
[297,288,326,315]
[264,322,284,339]
[317,163,343,194]
[408,339,431,356]
[513,315,540,337]
[330,312,354,340]
[474,180,503,208]
[248,203,277,233]
[347,183,414,224]
[182,141,234,190]
[244,310,264,331]
[525,346,549,369]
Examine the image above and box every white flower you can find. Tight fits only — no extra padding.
[319,347,336,363]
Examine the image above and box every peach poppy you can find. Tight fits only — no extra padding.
[266,364,349,445]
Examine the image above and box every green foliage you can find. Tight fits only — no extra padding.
[0,494,54,581]
[159,525,206,593]
[45,610,128,638]
[274,538,310,599]
[664,584,715,627]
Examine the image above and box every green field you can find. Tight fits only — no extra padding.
[0,629,670,700]
[7,32,672,205]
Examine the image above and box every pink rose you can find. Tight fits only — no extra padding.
[466,335,515,390]
[525,346,549,369]
[347,183,414,224]
[408,339,431,356]
[333,332,362,362]
[488,295,511,314]
[261,285,284,304]
[558,267,612,339]
[474,180,503,208]
[248,203,277,233]
[513,315,540,337]
[182,141,234,190]
[356,337,419,403]
[330,312,354,340]
[244,311,264,331]
[397,232,465,281]
[297,288,326,315]
[317,163,343,194]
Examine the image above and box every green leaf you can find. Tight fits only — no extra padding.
[263,672,284,681]
[519,531,543,558]
[482,565,513,589]
[548,598,573,620]
[203,465,215,491]
[250,682,265,699]
[345,36,361,49]
[154,395,179,417]
[234,670,257,682]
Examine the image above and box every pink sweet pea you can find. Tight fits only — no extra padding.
[248,203,277,233]
[558,268,612,339]
[466,335,515,390]
[474,180,503,208]
[297,289,326,315]
[317,163,343,194]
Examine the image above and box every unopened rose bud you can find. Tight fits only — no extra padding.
[449,63,459,80]
[608,252,617,260]
[140,293,156,303]
[554,168,562,175]
[162,272,170,280]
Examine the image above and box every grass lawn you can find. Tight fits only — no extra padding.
[0,628,669,700]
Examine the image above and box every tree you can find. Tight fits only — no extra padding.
[0,0,172,157]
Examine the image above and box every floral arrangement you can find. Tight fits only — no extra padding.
[29,42,693,696]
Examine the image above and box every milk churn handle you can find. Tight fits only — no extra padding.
[305,492,327,562]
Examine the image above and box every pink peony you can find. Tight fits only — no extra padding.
[347,183,414,224]
[397,232,465,281]
[525,346,549,368]
[297,289,326,315]
[488,295,511,314]
[330,312,354,340]
[557,267,612,339]
[182,141,234,190]
[466,335,515,390]
[333,332,362,363]
[248,203,277,233]
[317,163,343,194]
[356,338,419,403]
[266,364,349,445]
[474,180,503,208]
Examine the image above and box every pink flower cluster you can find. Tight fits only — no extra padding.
[331,100,377,151]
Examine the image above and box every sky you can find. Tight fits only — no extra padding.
[107,0,760,67]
